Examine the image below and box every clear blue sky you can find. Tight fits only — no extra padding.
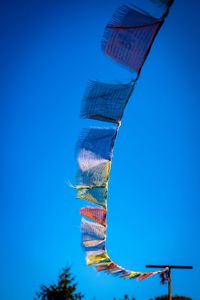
[1,0,200,299]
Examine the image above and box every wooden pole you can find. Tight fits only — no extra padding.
[145,265,193,299]
[168,267,172,300]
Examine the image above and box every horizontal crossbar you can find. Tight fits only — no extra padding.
[146,265,193,269]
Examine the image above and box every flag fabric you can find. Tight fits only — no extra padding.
[81,80,134,123]
[80,207,106,226]
[81,218,106,241]
[86,252,111,266]
[77,187,108,208]
[76,127,116,188]
[102,5,163,72]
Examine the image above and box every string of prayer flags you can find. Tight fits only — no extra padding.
[74,0,174,284]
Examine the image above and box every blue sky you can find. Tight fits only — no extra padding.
[1,0,200,299]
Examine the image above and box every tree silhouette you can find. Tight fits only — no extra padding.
[35,267,84,300]
[113,295,135,300]
[155,296,192,300]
